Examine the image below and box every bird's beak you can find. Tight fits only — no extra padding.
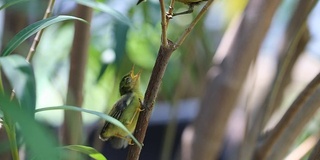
[130,65,141,80]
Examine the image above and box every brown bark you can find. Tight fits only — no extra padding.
[126,42,175,160]
[62,4,92,148]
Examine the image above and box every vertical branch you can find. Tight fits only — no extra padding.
[126,42,175,160]
[63,4,92,147]
[26,0,55,62]
[190,0,282,159]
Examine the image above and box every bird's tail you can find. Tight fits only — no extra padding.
[110,137,129,149]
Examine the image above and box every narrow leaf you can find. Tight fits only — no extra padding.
[73,0,132,26]
[35,106,142,148]
[0,55,36,116]
[0,0,29,10]
[61,145,107,160]
[1,15,86,57]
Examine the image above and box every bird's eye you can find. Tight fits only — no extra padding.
[125,77,131,84]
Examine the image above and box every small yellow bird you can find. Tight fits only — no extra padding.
[137,0,208,17]
[99,67,143,149]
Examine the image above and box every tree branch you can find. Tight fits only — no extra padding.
[126,41,175,160]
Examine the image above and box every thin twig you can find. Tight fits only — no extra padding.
[167,0,175,24]
[174,0,214,49]
[159,0,168,47]
[26,0,55,62]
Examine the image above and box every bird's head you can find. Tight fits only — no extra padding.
[119,66,141,95]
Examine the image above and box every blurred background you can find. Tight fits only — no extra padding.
[0,0,320,159]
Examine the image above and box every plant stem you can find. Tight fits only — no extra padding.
[4,123,19,160]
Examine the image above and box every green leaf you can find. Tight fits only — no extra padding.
[1,15,86,57]
[0,55,36,116]
[35,106,142,148]
[61,145,107,160]
[0,94,59,160]
[73,0,133,27]
[0,0,29,10]
[0,66,4,94]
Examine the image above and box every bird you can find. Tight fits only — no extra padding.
[99,67,143,149]
[137,0,208,17]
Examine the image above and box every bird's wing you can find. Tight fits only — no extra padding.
[100,93,134,135]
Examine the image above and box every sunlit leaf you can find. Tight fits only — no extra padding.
[0,0,29,10]
[0,55,36,116]
[61,145,107,160]
[1,15,86,57]
[73,0,132,26]
[35,106,142,148]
